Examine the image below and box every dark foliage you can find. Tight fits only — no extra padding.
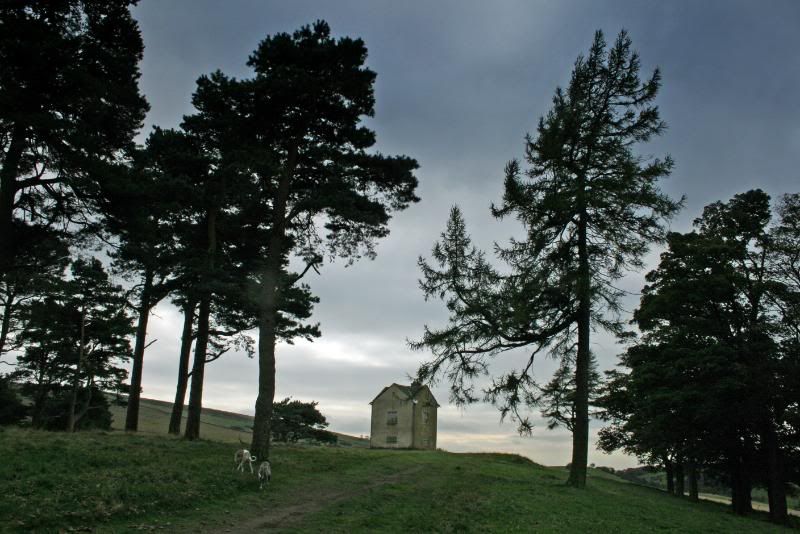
[599,190,799,523]
[12,258,132,430]
[271,397,336,443]
[0,0,148,273]
[0,375,26,425]
[39,386,113,431]
[231,21,418,460]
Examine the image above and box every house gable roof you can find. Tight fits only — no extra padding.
[369,382,440,407]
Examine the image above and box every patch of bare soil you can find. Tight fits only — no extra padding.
[211,465,424,533]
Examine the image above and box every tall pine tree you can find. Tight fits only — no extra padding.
[238,22,419,460]
[413,31,681,487]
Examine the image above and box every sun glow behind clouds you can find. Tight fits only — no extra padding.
[287,338,395,368]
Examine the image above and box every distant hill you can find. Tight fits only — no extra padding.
[109,396,369,447]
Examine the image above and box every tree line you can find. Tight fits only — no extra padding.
[0,2,418,462]
[598,190,800,523]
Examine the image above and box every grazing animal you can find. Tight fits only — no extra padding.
[234,448,257,473]
[258,460,272,489]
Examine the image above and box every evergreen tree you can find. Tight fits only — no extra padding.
[92,138,189,432]
[13,258,132,430]
[141,81,320,439]
[413,30,681,487]
[235,21,419,460]
[598,341,711,500]
[270,397,334,443]
[0,1,148,274]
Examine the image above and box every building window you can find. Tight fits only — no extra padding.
[422,407,430,424]
[387,410,398,425]
[386,436,398,444]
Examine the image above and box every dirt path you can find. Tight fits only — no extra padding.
[206,465,424,533]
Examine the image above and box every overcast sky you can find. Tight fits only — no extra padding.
[128,0,800,468]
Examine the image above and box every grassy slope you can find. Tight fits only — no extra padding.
[1,428,795,533]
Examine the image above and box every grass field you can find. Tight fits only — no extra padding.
[2,425,796,533]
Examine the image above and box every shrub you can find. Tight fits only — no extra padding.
[0,376,27,425]
[40,387,113,431]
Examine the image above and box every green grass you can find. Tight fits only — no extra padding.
[1,427,795,533]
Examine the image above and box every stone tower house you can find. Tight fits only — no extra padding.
[369,381,439,449]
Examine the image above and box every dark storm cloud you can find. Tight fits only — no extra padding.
[130,0,800,466]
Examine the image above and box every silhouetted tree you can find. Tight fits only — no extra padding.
[13,258,132,430]
[92,137,191,432]
[235,21,419,460]
[412,30,680,488]
[271,397,334,443]
[604,190,797,522]
[0,0,148,274]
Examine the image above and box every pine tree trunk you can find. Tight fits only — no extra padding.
[730,455,752,515]
[67,310,86,433]
[184,204,217,441]
[168,298,196,435]
[763,423,788,524]
[125,268,154,432]
[688,462,699,501]
[251,238,284,460]
[0,123,24,272]
[184,296,210,440]
[0,288,15,356]
[568,202,590,489]
[251,296,277,460]
[674,463,685,497]
[31,350,49,428]
[251,147,296,461]
[665,459,675,495]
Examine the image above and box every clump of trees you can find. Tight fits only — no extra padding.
[598,190,800,524]
[1,0,146,432]
[0,3,417,460]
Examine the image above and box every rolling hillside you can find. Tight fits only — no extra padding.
[1,426,795,532]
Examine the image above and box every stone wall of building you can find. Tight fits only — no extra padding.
[411,388,438,450]
[369,384,438,449]
[370,385,414,448]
